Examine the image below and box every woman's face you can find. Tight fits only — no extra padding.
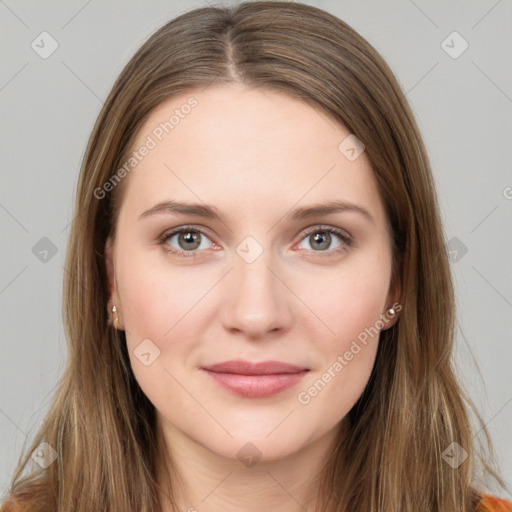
[106,83,399,462]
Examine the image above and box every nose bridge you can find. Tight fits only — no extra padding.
[221,238,289,336]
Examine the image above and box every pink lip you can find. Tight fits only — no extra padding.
[201,360,309,398]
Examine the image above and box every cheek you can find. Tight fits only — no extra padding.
[301,256,391,349]
[117,254,206,402]
[296,292,383,424]
[294,254,390,411]
[118,249,206,342]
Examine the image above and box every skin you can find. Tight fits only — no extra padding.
[105,82,400,512]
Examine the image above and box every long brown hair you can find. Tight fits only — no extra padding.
[3,2,508,511]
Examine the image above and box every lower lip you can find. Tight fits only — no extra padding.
[202,369,309,398]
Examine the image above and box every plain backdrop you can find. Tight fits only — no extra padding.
[1,0,511,498]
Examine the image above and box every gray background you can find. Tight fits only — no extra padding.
[1,0,511,498]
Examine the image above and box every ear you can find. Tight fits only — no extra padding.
[383,271,403,330]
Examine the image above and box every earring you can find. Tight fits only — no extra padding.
[112,304,119,329]
[386,307,396,318]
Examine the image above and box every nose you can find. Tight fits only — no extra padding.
[220,248,293,340]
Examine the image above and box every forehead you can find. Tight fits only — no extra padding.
[119,83,385,226]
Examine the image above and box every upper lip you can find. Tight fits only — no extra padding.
[202,360,308,375]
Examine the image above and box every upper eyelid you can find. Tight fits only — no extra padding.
[301,224,351,238]
[163,225,215,241]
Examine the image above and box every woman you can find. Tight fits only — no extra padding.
[2,2,511,511]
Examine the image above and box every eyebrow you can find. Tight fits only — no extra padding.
[138,199,374,224]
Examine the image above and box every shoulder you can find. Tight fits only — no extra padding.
[476,494,512,512]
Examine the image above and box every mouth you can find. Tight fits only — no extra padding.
[201,359,310,398]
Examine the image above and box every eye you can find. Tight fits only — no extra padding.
[157,224,353,259]
[158,226,215,257]
[296,225,352,255]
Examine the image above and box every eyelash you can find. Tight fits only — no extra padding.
[157,224,353,259]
